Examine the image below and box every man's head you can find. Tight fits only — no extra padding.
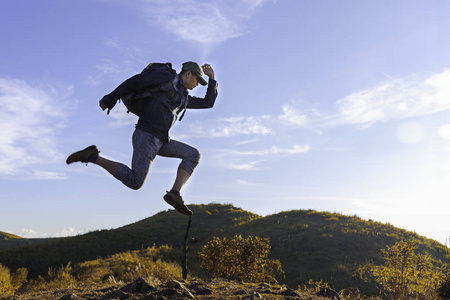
[180,61,207,90]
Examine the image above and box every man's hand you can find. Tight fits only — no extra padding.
[99,99,111,115]
[202,64,215,80]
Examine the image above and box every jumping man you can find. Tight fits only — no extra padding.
[66,62,218,216]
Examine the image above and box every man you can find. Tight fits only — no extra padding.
[66,62,218,216]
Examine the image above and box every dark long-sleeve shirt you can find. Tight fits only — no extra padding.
[101,68,218,142]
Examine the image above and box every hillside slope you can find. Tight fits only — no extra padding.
[0,203,447,294]
[0,231,23,240]
[223,210,448,292]
[0,231,49,250]
[0,204,258,277]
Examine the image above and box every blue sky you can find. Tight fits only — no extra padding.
[1,0,450,245]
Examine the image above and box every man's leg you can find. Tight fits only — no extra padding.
[66,129,162,190]
[112,130,162,190]
[171,167,191,192]
[94,156,120,176]
[158,139,200,193]
[158,139,200,215]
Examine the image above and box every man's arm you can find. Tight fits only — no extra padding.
[186,64,218,109]
[186,79,218,109]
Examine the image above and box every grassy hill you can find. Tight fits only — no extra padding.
[0,231,23,240]
[0,203,447,294]
[0,231,50,251]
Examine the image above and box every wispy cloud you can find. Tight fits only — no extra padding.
[0,78,70,178]
[277,69,450,129]
[107,103,139,127]
[179,115,274,139]
[17,227,84,238]
[139,0,270,48]
[329,70,450,127]
[209,144,310,170]
[279,104,309,126]
[232,145,310,156]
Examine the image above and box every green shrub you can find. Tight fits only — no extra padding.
[0,264,28,295]
[10,267,27,291]
[104,247,181,283]
[359,241,444,299]
[0,263,13,295]
[437,262,450,299]
[199,235,284,284]
[21,245,180,294]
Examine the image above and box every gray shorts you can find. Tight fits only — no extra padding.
[113,129,200,190]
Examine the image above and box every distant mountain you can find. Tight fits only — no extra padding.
[0,203,447,294]
[0,231,51,250]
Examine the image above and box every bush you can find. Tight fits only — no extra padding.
[21,245,180,294]
[10,267,27,291]
[26,263,75,292]
[359,241,444,299]
[106,250,181,283]
[437,265,450,299]
[0,264,28,296]
[0,263,13,295]
[199,235,284,284]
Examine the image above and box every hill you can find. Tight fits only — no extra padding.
[0,203,447,294]
[0,231,23,240]
[0,231,50,251]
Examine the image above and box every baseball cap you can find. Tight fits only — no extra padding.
[182,61,207,86]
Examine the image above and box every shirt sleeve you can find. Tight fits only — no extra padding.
[186,79,218,109]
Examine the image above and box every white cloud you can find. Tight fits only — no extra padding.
[56,227,85,237]
[233,145,310,156]
[17,227,84,238]
[18,228,38,238]
[30,170,68,180]
[279,104,308,126]
[139,0,270,47]
[0,78,70,177]
[107,102,139,127]
[330,70,450,127]
[180,115,274,138]
[209,144,309,170]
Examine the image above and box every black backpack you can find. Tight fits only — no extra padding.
[121,62,179,116]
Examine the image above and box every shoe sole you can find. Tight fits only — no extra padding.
[163,194,193,216]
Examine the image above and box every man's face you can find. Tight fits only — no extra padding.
[184,71,199,90]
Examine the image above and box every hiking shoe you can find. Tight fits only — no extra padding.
[163,191,193,216]
[66,145,100,165]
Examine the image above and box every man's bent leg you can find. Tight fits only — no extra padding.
[113,129,163,190]
[67,145,123,176]
[158,140,200,216]
[95,156,120,176]
[171,168,191,192]
[157,140,200,192]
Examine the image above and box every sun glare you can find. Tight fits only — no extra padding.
[438,124,450,140]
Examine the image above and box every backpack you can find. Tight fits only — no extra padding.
[121,62,179,116]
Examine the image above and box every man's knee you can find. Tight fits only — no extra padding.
[127,176,146,190]
[191,148,201,164]
[180,149,201,174]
